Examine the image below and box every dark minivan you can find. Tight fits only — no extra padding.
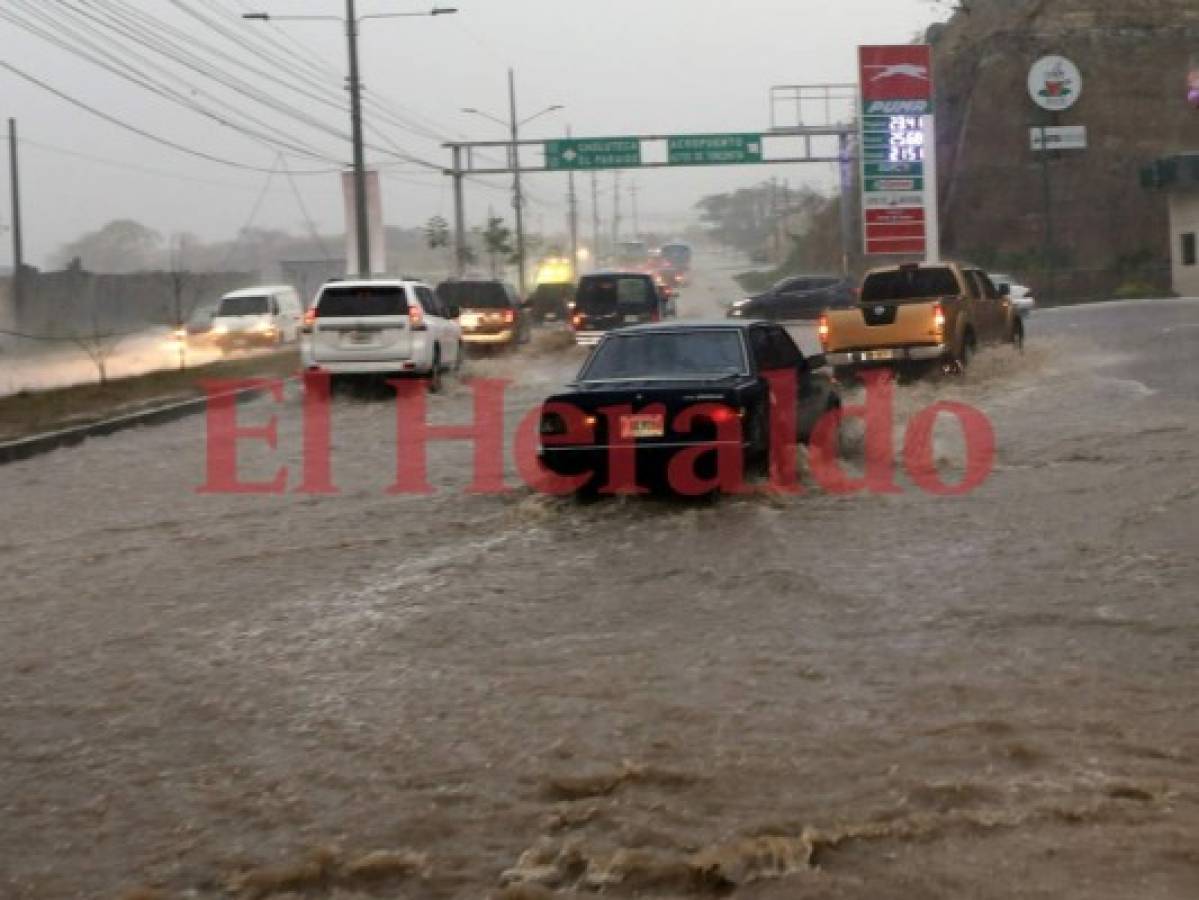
[571,272,668,346]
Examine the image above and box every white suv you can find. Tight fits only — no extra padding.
[302,278,463,390]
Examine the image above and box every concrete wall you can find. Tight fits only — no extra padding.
[0,267,258,342]
[1168,191,1199,297]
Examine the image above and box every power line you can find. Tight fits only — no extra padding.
[1,1,341,164]
[0,60,320,173]
[17,135,300,191]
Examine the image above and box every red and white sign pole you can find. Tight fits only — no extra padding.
[858,45,937,260]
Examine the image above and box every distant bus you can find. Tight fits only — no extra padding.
[659,242,693,272]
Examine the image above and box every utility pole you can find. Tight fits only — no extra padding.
[508,68,527,295]
[590,172,600,264]
[345,0,370,276]
[1038,116,1055,305]
[8,118,23,317]
[566,127,579,273]
[612,171,622,248]
[629,181,639,239]
[452,144,467,275]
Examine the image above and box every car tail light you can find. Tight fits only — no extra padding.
[818,314,830,349]
[708,405,742,425]
[933,302,946,335]
[571,313,585,329]
[409,303,427,331]
[302,308,316,328]
[503,308,515,324]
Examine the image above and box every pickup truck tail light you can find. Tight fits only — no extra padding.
[817,314,830,349]
[933,302,946,336]
[409,303,427,331]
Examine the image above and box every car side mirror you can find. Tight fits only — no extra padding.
[805,353,828,370]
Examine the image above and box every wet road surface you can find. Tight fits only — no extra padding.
[2,267,1198,899]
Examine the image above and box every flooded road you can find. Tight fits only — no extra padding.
[2,266,1198,899]
[0,329,274,397]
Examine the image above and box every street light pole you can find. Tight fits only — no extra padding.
[462,84,561,295]
[508,68,527,295]
[346,0,371,275]
[243,6,458,278]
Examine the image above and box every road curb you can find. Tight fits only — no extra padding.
[0,383,279,467]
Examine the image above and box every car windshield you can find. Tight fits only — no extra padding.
[436,281,509,309]
[316,286,407,317]
[217,295,268,316]
[582,331,747,381]
[861,267,960,301]
[576,276,655,314]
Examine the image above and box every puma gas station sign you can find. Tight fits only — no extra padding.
[859,45,934,256]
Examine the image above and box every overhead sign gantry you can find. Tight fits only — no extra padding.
[443,123,854,275]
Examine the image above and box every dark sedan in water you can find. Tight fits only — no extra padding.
[727,274,854,322]
[538,320,839,494]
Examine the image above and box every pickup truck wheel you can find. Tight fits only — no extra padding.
[944,332,974,375]
[1009,318,1025,352]
[428,349,443,393]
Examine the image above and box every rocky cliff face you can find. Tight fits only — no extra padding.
[930,0,1199,299]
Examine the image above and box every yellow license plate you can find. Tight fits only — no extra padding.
[620,413,665,439]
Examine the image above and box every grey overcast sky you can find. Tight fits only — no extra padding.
[0,0,949,266]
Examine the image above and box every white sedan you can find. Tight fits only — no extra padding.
[991,273,1036,316]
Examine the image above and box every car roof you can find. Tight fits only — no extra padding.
[609,320,765,335]
[222,285,295,298]
[319,278,424,289]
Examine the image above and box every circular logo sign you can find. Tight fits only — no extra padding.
[1028,56,1082,111]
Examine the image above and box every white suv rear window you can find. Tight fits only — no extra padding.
[316,286,408,317]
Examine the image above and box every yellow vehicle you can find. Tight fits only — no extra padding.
[534,256,575,286]
[820,262,1023,380]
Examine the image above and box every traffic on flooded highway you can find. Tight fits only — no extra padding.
[3,2,1199,899]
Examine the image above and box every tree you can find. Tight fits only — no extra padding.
[53,279,125,386]
[52,219,163,273]
[425,215,450,250]
[482,215,513,278]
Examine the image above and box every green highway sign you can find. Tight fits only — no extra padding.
[668,134,762,165]
[545,138,641,170]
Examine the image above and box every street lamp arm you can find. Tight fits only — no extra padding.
[519,104,565,128]
[244,8,457,24]
[360,8,459,21]
[462,107,509,130]
[241,13,343,21]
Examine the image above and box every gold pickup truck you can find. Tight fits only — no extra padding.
[819,262,1024,379]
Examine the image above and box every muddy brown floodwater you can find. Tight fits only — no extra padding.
[2,262,1198,900]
